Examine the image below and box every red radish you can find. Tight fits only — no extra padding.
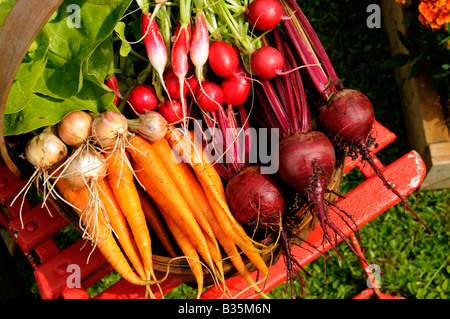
[246,0,283,31]
[141,13,170,97]
[186,75,200,97]
[158,99,184,124]
[105,75,122,106]
[208,41,239,77]
[127,84,158,115]
[250,46,284,79]
[196,81,223,112]
[163,68,188,99]
[221,65,252,106]
[190,12,209,82]
[171,24,190,125]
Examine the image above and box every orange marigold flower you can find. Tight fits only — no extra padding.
[395,0,407,5]
[418,0,450,30]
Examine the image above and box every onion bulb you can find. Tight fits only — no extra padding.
[91,111,128,149]
[25,131,68,170]
[127,111,168,142]
[12,129,68,228]
[58,110,93,147]
[63,148,107,190]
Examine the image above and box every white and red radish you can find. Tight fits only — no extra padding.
[141,12,171,98]
[105,75,123,107]
[171,22,191,126]
[190,12,209,83]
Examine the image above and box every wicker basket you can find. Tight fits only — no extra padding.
[0,0,344,285]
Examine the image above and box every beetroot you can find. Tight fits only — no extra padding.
[226,165,288,229]
[317,89,431,233]
[277,131,335,193]
[317,89,374,150]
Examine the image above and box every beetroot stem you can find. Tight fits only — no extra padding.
[282,0,339,83]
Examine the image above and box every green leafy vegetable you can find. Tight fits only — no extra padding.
[4,0,133,136]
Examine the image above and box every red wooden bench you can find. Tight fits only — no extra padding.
[0,121,425,299]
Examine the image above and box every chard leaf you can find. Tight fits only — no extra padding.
[33,0,132,99]
[4,78,117,136]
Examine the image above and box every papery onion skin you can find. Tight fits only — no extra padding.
[63,148,107,189]
[58,110,93,147]
[25,132,68,170]
[91,111,128,148]
[128,111,168,142]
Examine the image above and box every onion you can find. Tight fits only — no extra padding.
[63,148,107,190]
[12,129,68,228]
[91,111,128,149]
[127,111,168,142]
[58,110,93,147]
[25,131,68,170]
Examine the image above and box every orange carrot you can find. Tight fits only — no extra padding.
[55,178,157,286]
[136,186,178,258]
[165,127,268,255]
[149,138,222,266]
[104,150,155,281]
[97,178,146,279]
[184,170,269,296]
[160,210,204,299]
[127,134,216,276]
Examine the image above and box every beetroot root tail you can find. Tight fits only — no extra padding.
[360,148,431,234]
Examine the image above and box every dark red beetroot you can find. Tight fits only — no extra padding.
[276,131,361,259]
[317,89,374,149]
[317,89,431,233]
[277,131,335,193]
[226,165,287,229]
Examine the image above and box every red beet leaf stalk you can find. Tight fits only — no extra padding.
[278,0,431,233]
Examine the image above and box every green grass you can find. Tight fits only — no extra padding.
[2,0,449,300]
